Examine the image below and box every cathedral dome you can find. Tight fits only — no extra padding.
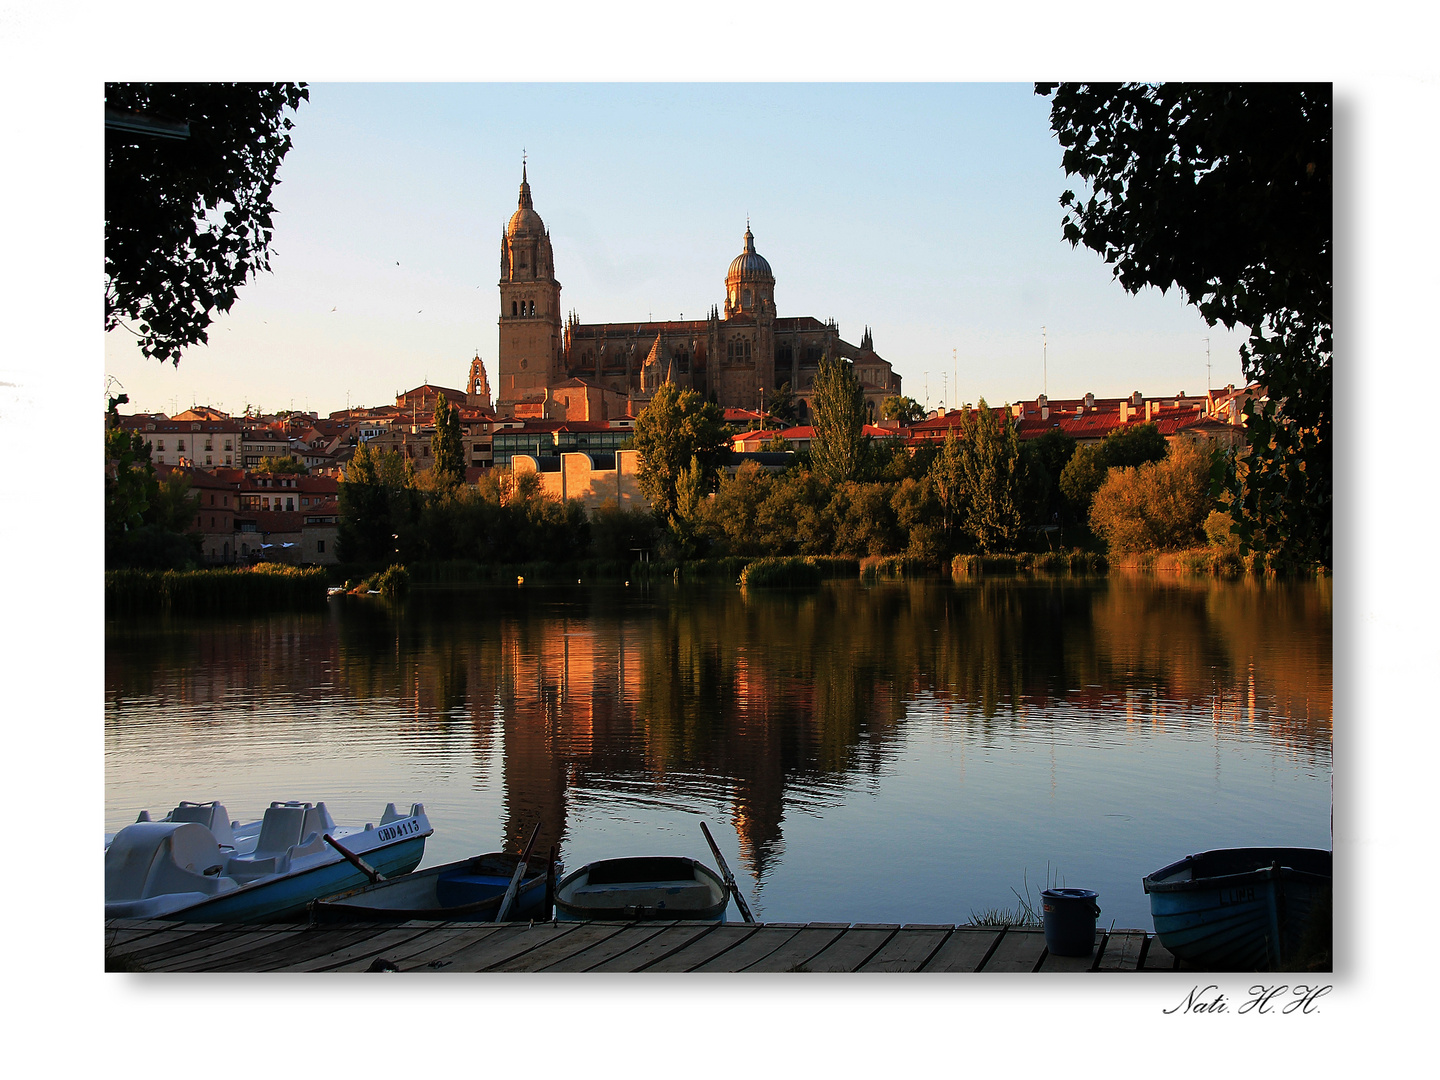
[507,205,545,237]
[726,227,773,282]
[506,163,546,237]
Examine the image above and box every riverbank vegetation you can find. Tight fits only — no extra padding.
[105,564,327,614]
[330,359,1316,585]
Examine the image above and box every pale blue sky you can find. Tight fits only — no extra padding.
[104,82,1251,417]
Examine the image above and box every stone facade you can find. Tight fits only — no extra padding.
[493,169,903,423]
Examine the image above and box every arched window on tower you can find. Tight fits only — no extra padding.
[512,300,518,317]
[529,300,536,316]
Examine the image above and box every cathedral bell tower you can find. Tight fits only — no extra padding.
[496,162,563,418]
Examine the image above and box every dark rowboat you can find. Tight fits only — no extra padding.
[309,851,557,924]
[554,856,729,921]
[1143,847,1331,970]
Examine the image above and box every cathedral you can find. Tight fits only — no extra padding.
[494,165,903,422]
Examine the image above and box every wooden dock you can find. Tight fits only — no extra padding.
[105,919,1179,973]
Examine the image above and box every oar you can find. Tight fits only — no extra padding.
[495,822,542,923]
[324,833,386,883]
[701,821,755,924]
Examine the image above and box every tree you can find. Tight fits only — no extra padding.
[632,383,729,526]
[957,401,1023,553]
[809,353,868,486]
[430,392,465,494]
[337,442,415,563]
[1037,82,1330,570]
[257,455,306,474]
[1058,444,1108,522]
[106,83,309,364]
[1098,422,1167,469]
[928,430,967,549]
[881,395,926,424]
[105,395,201,569]
[1090,439,1217,553]
[765,383,799,426]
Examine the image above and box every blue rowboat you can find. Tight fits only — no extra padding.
[309,850,559,924]
[554,856,729,922]
[105,800,432,922]
[1143,847,1331,970]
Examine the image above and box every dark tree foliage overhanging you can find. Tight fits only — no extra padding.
[1036,82,1331,571]
[105,83,309,364]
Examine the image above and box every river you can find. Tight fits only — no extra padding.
[104,575,1332,931]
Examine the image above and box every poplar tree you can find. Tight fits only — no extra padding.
[809,353,867,486]
[958,401,1023,553]
[430,392,464,494]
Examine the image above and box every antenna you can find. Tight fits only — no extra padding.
[1042,326,1048,397]
[1205,336,1212,392]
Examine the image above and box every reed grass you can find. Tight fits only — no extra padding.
[739,556,825,588]
[950,551,1107,576]
[105,565,329,615]
[859,555,940,580]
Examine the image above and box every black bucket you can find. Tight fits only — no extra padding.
[1042,888,1100,956]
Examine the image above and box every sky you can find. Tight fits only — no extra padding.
[102,82,1253,418]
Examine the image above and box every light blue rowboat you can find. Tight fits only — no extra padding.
[1143,847,1331,970]
[105,799,432,922]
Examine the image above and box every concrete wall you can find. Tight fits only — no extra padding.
[513,449,648,513]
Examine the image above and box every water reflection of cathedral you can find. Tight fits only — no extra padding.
[495,164,904,421]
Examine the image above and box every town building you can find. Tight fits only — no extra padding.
[492,165,903,424]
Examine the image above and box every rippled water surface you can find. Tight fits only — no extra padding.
[105,577,1332,930]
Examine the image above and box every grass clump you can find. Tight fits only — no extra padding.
[105,565,328,615]
[740,557,824,588]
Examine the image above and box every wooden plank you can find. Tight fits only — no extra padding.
[487,922,635,972]
[976,929,1048,972]
[1035,930,1104,972]
[105,921,183,951]
[690,926,804,971]
[642,924,762,972]
[742,925,849,972]
[106,928,210,963]
[858,926,953,972]
[586,922,723,972]
[332,925,489,971]
[274,924,441,972]
[108,923,282,966]
[919,928,1003,972]
[1096,931,1146,971]
[799,926,900,973]
[412,921,583,972]
[146,927,317,971]
[203,926,383,972]
[1139,936,1178,970]
[535,922,674,972]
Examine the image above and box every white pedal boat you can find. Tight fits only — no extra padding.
[105,799,432,922]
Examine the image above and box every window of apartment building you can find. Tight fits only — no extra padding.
[157,440,165,451]
[206,455,212,465]
[224,440,232,451]
[178,439,186,451]
[205,440,213,451]
[286,497,294,511]
[316,539,325,553]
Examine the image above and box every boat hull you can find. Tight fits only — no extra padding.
[554,856,728,922]
[310,852,556,923]
[167,836,428,922]
[1143,847,1331,970]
